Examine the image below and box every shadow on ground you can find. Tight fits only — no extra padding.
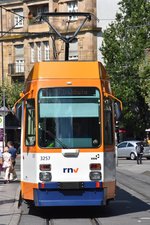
[21,186,150,219]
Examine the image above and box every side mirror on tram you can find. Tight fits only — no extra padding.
[14,103,22,122]
[103,92,122,121]
[114,102,122,121]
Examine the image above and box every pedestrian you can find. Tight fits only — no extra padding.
[136,142,144,164]
[2,146,12,183]
[7,141,17,180]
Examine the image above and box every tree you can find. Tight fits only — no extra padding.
[0,81,24,110]
[139,50,150,108]
[101,0,150,139]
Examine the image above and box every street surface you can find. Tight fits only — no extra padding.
[18,158,150,225]
[1,156,150,225]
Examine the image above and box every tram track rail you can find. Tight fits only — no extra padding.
[91,218,103,225]
[45,218,103,225]
[19,197,105,225]
[117,170,150,186]
[117,170,150,201]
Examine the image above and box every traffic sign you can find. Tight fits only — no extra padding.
[0,116,3,128]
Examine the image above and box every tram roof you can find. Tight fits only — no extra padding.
[27,61,109,81]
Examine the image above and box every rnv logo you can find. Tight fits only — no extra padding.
[63,168,79,173]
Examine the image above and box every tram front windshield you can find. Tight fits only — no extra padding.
[38,87,100,148]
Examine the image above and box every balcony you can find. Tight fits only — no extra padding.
[8,63,25,76]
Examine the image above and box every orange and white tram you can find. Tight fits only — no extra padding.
[15,61,122,207]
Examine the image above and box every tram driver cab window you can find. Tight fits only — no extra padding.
[38,87,100,148]
[25,99,36,146]
[104,98,114,145]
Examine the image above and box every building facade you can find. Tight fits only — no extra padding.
[0,0,101,84]
[0,0,120,83]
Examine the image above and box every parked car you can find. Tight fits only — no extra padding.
[117,140,150,160]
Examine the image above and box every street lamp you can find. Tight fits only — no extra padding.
[0,6,7,151]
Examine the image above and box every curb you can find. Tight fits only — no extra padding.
[9,185,22,225]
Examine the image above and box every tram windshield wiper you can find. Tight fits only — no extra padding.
[46,130,69,149]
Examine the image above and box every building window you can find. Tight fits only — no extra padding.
[16,59,24,73]
[11,76,25,83]
[37,5,48,15]
[15,45,24,73]
[43,41,50,61]
[14,9,24,28]
[28,4,48,24]
[37,42,42,62]
[30,43,35,63]
[69,39,78,60]
[67,1,78,21]
[37,5,48,23]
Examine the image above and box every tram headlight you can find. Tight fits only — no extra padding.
[90,171,101,181]
[39,172,52,182]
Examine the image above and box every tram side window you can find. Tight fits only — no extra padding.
[104,98,114,145]
[25,99,35,146]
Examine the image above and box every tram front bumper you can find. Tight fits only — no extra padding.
[34,182,105,207]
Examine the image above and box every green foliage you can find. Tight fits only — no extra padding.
[139,57,150,107]
[101,0,150,138]
[0,81,24,109]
